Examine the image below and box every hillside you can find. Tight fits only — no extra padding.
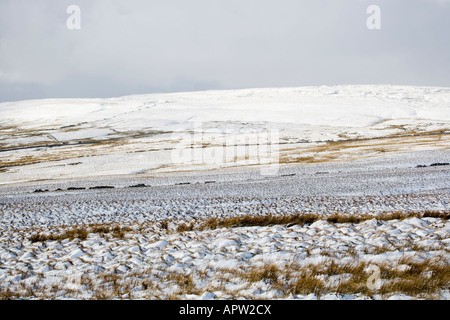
[1,85,449,183]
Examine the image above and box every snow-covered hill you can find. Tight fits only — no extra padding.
[2,85,450,131]
[1,85,449,183]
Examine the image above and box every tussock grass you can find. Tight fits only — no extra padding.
[326,214,363,224]
[288,274,326,296]
[241,264,280,284]
[376,257,450,296]
[237,257,449,298]
[2,253,448,300]
[185,210,449,232]
[29,227,89,242]
[90,225,132,239]
[176,222,196,233]
[197,213,319,231]
[164,272,200,296]
[29,224,132,243]
[423,210,450,219]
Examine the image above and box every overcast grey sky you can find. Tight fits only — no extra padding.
[0,0,449,102]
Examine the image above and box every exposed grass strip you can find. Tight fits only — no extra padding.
[29,224,132,243]
[184,210,450,232]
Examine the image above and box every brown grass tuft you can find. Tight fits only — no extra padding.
[198,213,319,230]
[187,210,450,232]
[29,224,132,243]
[176,222,196,233]
[288,274,325,296]
[29,227,89,242]
[242,264,280,284]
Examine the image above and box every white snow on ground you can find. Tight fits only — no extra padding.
[0,213,448,300]
[50,128,116,142]
[0,85,449,299]
[0,149,449,300]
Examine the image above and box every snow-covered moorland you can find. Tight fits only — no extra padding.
[0,85,449,299]
[1,85,449,183]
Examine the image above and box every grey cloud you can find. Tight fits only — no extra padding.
[0,0,449,102]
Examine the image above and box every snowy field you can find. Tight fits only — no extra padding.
[0,85,449,299]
